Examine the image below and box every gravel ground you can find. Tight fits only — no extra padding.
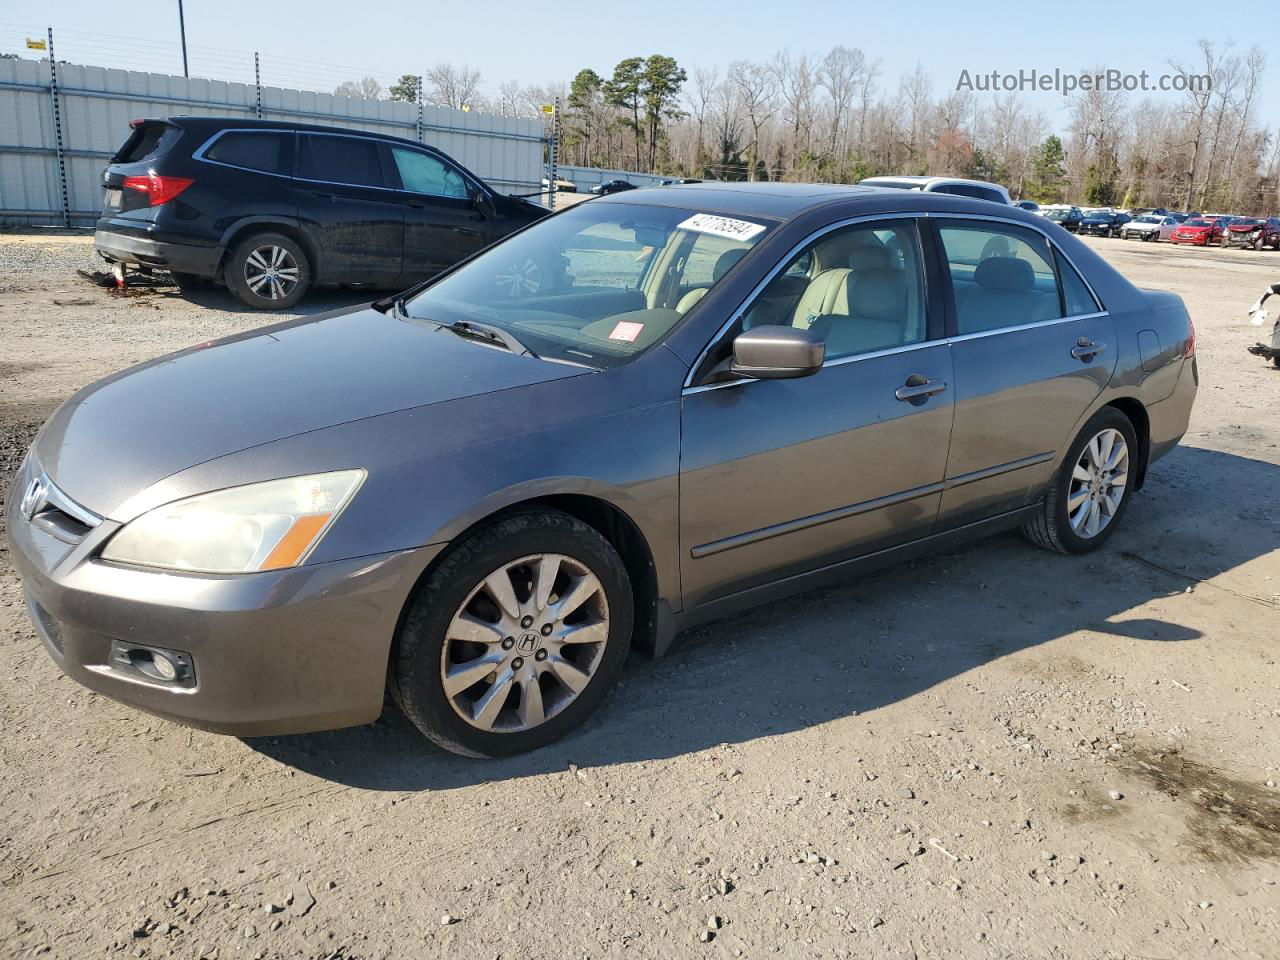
[1,230,1278,960]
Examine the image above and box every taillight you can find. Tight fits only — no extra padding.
[1184,318,1196,358]
[122,173,192,206]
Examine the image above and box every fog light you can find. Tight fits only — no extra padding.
[151,651,178,681]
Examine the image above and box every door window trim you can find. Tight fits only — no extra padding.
[385,143,474,200]
[684,209,1109,395]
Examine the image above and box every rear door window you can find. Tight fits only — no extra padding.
[938,222,1064,335]
[296,135,387,188]
[204,132,291,175]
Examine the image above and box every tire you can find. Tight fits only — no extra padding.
[393,509,634,757]
[224,232,310,310]
[1022,407,1138,555]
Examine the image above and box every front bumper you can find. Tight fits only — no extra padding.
[1170,234,1210,245]
[94,227,223,277]
[7,461,442,736]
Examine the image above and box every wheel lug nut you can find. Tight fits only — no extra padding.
[541,623,553,636]
[501,637,514,650]
[535,650,547,662]
[512,657,524,670]
[521,615,534,628]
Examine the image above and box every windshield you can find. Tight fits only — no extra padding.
[1045,210,1066,220]
[1136,216,1160,224]
[404,202,774,369]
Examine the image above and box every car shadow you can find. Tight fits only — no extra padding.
[245,445,1279,790]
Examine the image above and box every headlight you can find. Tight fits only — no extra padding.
[101,470,365,574]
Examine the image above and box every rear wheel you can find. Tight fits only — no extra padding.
[224,232,310,310]
[1023,408,1137,554]
[393,510,633,757]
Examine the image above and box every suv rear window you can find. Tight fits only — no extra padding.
[204,132,291,174]
[297,135,385,188]
[112,123,181,163]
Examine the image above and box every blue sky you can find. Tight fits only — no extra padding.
[5,0,1276,132]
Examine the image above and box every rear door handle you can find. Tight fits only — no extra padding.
[1071,339,1107,360]
[895,376,948,402]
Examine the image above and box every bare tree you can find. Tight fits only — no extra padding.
[728,60,778,181]
[425,64,484,111]
[333,77,382,99]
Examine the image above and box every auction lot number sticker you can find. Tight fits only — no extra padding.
[677,214,767,242]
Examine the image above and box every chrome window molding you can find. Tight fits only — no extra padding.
[682,208,1108,393]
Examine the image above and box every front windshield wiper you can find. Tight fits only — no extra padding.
[386,296,540,360]
[439,317,539,359]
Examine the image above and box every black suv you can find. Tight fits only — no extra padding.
[95,117,549,309]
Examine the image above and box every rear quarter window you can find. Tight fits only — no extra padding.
[203,132,291,175]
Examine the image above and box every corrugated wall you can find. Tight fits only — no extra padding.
[0,57,546,226]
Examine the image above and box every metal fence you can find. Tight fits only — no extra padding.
[0,51,548,227]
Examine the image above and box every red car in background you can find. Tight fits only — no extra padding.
[1225,217,1280,250]
[1171,216,1232,246]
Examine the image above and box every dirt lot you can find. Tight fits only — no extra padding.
[1,230,1278,960]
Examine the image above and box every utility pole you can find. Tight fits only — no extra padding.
[177,0,189,77]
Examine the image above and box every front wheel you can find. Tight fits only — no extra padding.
[1023,408,1137,554]
[224,232,311,310]
[393,510,633,757]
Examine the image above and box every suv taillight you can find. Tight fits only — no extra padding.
[122,173,192,206]
[1185,318,1196,358]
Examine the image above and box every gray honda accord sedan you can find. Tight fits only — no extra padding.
[9,183,1197,757]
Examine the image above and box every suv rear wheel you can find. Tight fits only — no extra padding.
[224,232,310,310]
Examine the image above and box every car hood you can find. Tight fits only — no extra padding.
[34,303,587,517]
[1228,223,1262,231]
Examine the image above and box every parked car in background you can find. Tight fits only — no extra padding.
[1225,217,1280,250]
[857,175,1011,204]
[1171,217,1230,246]
[1013,200,1041,212]
[93,117,550,309]
[1079,209,1131,238]
[592,179,637,195]
[542,175,577,193]
[1041,206,1085,232]
[657,177,703,186]
[1120,214,1178,242]
[12,184,1197,757]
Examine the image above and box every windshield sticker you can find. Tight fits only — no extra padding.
[608,321,644,343]
[677,213,766,242]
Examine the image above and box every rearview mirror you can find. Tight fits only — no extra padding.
[730,326,825,380]
[472,189,496,219]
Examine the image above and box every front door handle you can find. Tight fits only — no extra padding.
[895,374,948,403]
[1071,338,1107,361]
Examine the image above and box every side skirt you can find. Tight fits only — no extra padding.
[650,504,1042,657]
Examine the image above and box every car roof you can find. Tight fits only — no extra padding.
[155,115,433,151]
[592,181,1050,225]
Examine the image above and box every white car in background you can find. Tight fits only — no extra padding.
[857,175,1011,205]
[1120,214,1178,242]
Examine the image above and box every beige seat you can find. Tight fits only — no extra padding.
[791,266,910,358]
[791,268,854,330]
[675,248,749,313]
[957,257,1057,334]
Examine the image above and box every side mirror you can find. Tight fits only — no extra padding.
[730,326,825,380]
[472,189,496,219]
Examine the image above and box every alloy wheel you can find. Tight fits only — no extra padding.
[440,553,609,733]
[244,244,300,301]
[494,257,541,297]
[1067,428,1129,538]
